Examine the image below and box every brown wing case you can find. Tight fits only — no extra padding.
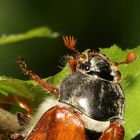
[26,106,87,140]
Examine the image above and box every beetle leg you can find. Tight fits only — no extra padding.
[17,56,59,96]
[98,123,124,140]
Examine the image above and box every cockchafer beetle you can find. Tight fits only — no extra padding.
[11,36,136,140]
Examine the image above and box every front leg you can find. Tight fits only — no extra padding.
[98,123,124,140]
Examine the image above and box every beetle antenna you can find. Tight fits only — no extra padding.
[115,52,136,66]
[63,36,79,53]
[17,56,59,96]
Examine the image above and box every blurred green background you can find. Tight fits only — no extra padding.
[0,1,140,139]
[0,0,140,79]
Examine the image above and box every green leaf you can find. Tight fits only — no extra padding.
[0,27,59,44]
[101,45,140,140]
[0,45,140,140]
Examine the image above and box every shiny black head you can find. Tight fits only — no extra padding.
[77,50,119,82]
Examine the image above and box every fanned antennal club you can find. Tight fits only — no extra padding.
[115,52,136,66]
[126,52,137,64]
[17,56,59,96]
[63,36,78,53]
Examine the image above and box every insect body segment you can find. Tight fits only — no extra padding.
[15,36,136,140]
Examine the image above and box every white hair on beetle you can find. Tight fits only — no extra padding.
[81,114,110,132]
[24,97,59,137]
[23,96,110,138]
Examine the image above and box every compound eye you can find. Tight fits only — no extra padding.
[79,62,91,71]
[85,66,90,70]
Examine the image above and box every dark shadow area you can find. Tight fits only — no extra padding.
[0,0,140,78]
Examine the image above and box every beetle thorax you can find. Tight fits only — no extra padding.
[59,70,125,122]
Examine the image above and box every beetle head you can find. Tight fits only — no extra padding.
[63,36,136,82]
[77,50,119,82]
